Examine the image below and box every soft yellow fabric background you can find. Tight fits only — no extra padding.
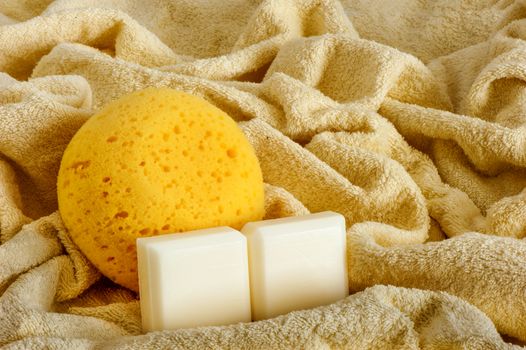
[1,0,526,348]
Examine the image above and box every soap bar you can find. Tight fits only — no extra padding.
[241,211,349,320]
[137,227,251,331]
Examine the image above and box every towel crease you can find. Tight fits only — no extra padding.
[1,0,526,348]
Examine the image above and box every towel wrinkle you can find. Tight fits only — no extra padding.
[1,0,526,348]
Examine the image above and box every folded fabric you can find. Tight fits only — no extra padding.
[1,0,526,348]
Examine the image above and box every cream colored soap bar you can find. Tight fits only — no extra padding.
[241,211,349,321]
[137,227,251,332]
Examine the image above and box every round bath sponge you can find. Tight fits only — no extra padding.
[57,87,265,292]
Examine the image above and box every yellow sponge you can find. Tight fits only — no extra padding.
[57,87,265,292]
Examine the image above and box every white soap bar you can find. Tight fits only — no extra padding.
[137,227,251,332]
[241,211,349,320]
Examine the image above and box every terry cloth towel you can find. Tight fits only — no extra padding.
[1,0,526,348]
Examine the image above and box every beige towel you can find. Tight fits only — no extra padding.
[1,0,526,348]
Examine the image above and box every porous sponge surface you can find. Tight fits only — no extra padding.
[57,87,265,292]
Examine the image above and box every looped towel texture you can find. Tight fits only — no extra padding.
[1,0,526,349]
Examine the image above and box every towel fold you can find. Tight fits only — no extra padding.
[1,0,526,348]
